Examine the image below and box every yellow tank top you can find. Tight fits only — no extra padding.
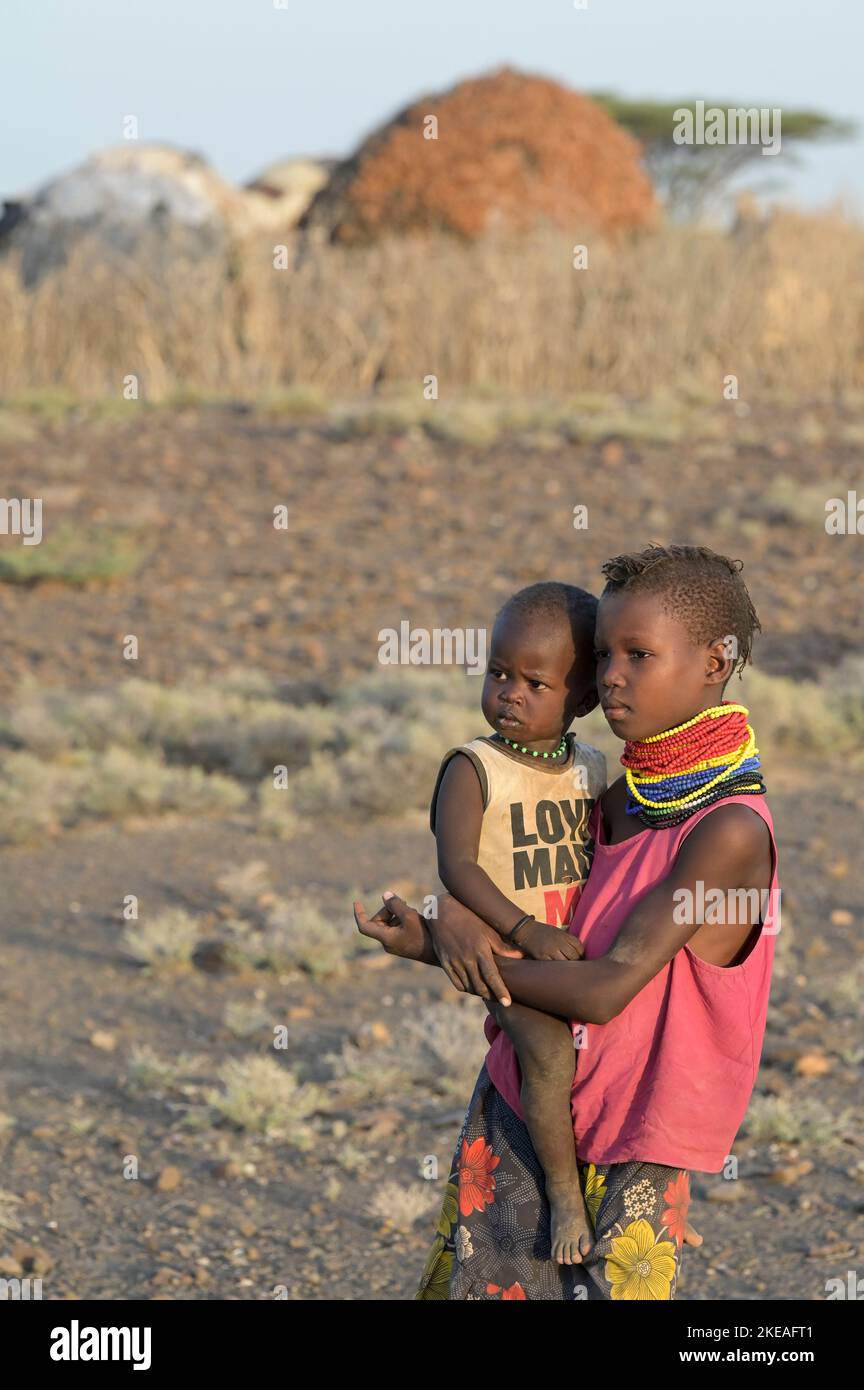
[430,733,607,927]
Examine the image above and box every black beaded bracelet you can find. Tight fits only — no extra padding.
[504,913,535,943]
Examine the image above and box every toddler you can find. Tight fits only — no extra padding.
[429,581,606,1262]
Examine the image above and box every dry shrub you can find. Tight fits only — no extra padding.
[365,1181,440,1231]
[123,1043,203,1096]
[258,668,476,835]
[0,745,245,844]
[1,673,332,776]
[326,998,489,1104]
[121,907,201,970]
[742,1094,854,1147]
[226,894,352,978]
[206,1057,327,1144]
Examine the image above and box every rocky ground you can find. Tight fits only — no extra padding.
[0,398,862,697]
[0,402,861,1299]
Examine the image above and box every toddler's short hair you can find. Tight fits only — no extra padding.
[495,581,597,650]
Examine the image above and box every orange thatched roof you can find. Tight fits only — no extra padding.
[301,67,658,242]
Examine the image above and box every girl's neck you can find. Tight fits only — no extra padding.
[638,699,736,744]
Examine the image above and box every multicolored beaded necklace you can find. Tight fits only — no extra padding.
[620,702,766,829]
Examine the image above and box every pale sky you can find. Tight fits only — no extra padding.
[2,0,860,215]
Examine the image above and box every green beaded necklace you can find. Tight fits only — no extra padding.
[498,733,568,761]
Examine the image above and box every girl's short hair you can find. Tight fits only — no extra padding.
[600,543,761,678]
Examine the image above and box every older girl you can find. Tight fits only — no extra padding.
[355,544,778,1301]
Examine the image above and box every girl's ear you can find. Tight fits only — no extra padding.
[705,636,734,686]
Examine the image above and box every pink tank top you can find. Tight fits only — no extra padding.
[482,792,780,1172]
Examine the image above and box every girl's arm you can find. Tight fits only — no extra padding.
[429,803,771,1023]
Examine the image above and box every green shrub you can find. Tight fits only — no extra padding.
[0,522,145,586]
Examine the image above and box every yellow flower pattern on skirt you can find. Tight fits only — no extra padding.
[581,1162,607,1230]
[605,1218,678,1300]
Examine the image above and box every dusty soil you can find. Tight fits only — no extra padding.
[0,404,862,1299]
[0,401,861,697]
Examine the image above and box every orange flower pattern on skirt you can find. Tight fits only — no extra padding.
[661,1169,692,1249]
[416,1061,690,1301]
[458,1137,500,1216]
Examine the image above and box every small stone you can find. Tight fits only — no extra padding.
[211,1160,243,1181]
[768,1160,814,1186]
[804,939,828,961]
[364,1107,402,1141]
[156,1165,183,1192]
[353,1021,391,1050]
[806,1240,855,1260]
[794,1053,832,1077]
[830,909,854,927]
[89,1030,116,1052]
[705,1182,749,1204]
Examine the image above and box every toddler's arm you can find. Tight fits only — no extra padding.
[433,754,580,962]
[434,754,529,935]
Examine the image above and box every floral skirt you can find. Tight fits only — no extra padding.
[416,1061,691,1300]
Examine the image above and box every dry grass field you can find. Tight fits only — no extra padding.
[1,209,862,399]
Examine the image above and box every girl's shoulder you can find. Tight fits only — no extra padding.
[675,797,775,858]
[600,773,627,810]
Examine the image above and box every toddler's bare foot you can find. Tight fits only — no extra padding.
[546,1178,595,1264]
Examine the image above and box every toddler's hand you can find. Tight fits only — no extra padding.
[518,920,585,961]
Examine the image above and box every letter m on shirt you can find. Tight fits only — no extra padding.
[544,885,581,926]
[513,847,551,889]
